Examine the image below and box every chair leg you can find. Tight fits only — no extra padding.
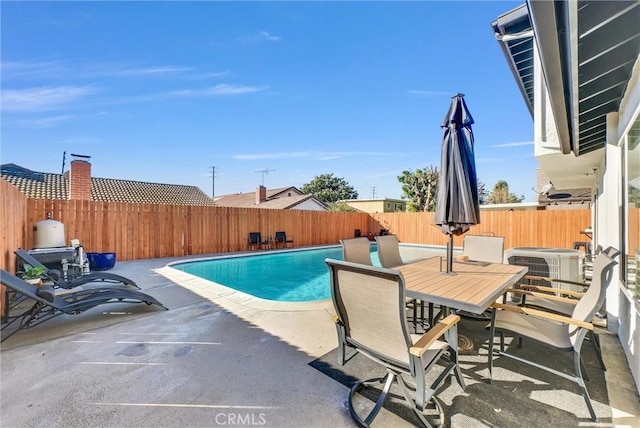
[574,350,597,421]
[488,313,497,383]
[589,330,606,371]
[348,372,395,427]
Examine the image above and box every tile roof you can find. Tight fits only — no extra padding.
[1,163,216,206]
[214,186,327,210]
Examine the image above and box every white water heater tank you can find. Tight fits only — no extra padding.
[33,219,65,248]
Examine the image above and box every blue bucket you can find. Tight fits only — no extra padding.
[86,252,116,271]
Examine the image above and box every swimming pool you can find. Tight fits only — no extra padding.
[171,245,446,303]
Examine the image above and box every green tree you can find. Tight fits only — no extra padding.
[487,180,524,204]
[301,173,358,204]
[397,166,439,212]
[478,179,489,205]
[327,201,358,212]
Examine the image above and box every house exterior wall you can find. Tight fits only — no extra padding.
[597,57,640,393]
[533,47,640,393]
[290,199,326,211]
[344,199,406,213]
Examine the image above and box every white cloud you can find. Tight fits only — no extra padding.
[15,114,76,128]
[259,31,281,42]
[234,151,312,160]
[233,150,410,160]
[111,65,193,76]
[1,60,66,80]
[1,86,96,112]
[490,141,534,148]
[169,84,269,97]
[1,60,221,81]
[239,31,282,45]
[406,90,452,96]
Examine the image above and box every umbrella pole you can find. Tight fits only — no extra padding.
[447,234,455,274]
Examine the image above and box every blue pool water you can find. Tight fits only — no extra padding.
[172,246,382,302]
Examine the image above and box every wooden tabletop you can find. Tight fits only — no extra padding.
[396,257,528,314]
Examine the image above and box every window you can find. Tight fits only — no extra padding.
[625,115,640,299]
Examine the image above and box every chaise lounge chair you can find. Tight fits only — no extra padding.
[15,248,139,289]
[0,269,167,342]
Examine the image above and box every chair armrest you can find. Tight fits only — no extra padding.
[491,302,593,330]
[410,314,460,357]
[507,288,580,305]
[522,275,587,288]
[517,284,585,298]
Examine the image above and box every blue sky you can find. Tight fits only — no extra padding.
[1,1,537,202]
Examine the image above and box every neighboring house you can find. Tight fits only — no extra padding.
[214,185,328,211]
[492,1,640,392]
[341,198,406,213]
[1,158,216,206]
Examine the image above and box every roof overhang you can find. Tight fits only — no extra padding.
[491,4,535,117]
[493,1,640,157]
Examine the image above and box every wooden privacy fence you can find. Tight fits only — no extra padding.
[21,199,373,260]
[0,186,596,316]
[2,195,593,269]
[369,210,591,250]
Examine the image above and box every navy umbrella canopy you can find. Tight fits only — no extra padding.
[435,93,480,273]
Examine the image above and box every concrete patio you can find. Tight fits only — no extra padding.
[2,254,639,427]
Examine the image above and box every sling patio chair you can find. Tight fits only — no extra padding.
[488,252,617,422]
[455,235,506,320]
[15,248,139,289]
[248,232,269,250]
[512,246,621,371]
[0,269,167,343]
[462,235,505,264]
[274,231,294,249]
[339,237,373,266]
[375,234,431,331]
[326,259,465,427]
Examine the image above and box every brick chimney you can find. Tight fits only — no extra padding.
[255,185,267,204]
[68,157,92,200]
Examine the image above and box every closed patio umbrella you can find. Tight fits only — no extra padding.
[435,93,480,274]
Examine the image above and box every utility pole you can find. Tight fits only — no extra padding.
[209,166,217,198]
[371,186,376,199]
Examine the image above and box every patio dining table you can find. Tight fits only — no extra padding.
[396,257,528,315]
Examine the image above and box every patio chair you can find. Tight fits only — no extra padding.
[375,234,430,329]
[462,235,505,263]
[514,246,621,371]
[248,232,269,250]
[375,234,405,268]
[274,231,294,249]
[0,269,168,343]
[340,237,372,265]
[457,235,505,320]
[15,248,139,289]
[326,259,465,427]
[488,252,617,422]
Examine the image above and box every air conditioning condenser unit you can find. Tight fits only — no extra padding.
[506,247,585,291]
